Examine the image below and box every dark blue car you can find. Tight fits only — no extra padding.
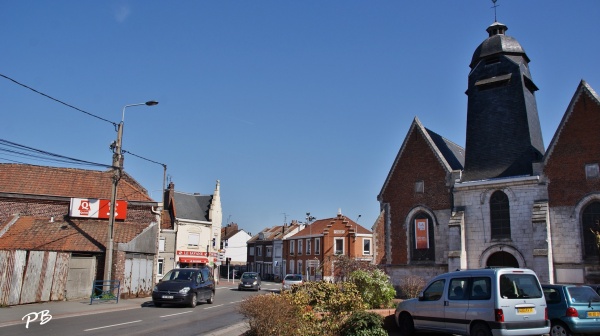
[542,284,600,336]
[152,267,215,308]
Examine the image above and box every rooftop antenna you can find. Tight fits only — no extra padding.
[281,213,288,225]
[491,0,499,22]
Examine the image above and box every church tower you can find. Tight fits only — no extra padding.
[463,22,545,181]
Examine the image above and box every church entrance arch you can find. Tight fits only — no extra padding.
[486,251,519,267]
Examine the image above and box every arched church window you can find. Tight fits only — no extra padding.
[582,202,600,259]
[490,191,511,239]
[410,212,435,262]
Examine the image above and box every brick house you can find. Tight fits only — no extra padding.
[246,221,304,280]
[283,211,373,282]
[0,163,159,303]
[375,20,600,286]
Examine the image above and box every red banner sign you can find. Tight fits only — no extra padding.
[415,218,429,249]
[70,198,128,220]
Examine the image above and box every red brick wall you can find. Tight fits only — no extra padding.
[379,129,454,265]
[545,91,600,206]
[372,211,386,264]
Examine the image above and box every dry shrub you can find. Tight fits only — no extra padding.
[238,293,314,336]
[398,275,425,299]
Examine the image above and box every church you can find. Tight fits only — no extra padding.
[374,20,600,286]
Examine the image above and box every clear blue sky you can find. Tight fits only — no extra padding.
[1,1,598,236]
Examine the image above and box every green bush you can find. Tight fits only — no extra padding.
[340,311,387,336]
[348,269,396,309]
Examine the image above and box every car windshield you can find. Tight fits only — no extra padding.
[567,286,600,303]
[242,273,257,279]
[285,275,302,281]
[162,269,194,281]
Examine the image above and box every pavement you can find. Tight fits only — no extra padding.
[0,279,249,335]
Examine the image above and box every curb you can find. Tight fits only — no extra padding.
[204,321,248,336]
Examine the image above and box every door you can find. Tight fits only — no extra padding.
[444,277,470,334]
[413,278,447,331]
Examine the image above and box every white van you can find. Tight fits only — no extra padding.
[395,268,550,336]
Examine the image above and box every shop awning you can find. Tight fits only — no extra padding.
[179,257,209,263]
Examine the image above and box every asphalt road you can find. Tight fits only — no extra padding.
[1,281,279,336]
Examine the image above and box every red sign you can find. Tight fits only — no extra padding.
[70,198,128,220]
[179,257,209,263]
[415,218,429,249]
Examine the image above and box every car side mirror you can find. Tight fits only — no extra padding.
[418,291,425,301]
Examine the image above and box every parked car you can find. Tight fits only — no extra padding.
[152,267,215,308]
[238,272,261,291]
[395,268,550,336]
[281,274,303,292]
[542,284,600,336]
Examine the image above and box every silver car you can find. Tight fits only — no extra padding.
[395,268,550,336]
[281,274,304,292]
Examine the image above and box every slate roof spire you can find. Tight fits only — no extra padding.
[462,22,545,181]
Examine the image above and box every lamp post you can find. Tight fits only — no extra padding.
[104,101,158,285]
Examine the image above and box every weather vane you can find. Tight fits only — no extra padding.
[491,0,499,22]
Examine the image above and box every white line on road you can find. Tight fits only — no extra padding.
[159,311,194,317]
[204,304,225,309]
[84,320,142,331]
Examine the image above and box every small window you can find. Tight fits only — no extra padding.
[266,247,272,257]
[257,246,262,256]
[290,240,295,255]
[306,239,311,255]
[297,240,303,255]
[415,180,424,193]
[249,246,255,256]
[335,238,344,255]
[586,163,599,179]
[363,238,371,255]
[159,238,165,252]
[157,258,164,276]
[188,233,199,248]
[315,238,321,255]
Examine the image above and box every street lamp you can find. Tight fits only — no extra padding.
[104,100,159,285]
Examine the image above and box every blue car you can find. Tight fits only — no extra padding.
[542,284,600,336]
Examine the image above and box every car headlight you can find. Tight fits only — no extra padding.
[153,285,159,292]
[179,287,190,294]
[253,281,257,285]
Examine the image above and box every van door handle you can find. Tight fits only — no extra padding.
[444,301,449,306]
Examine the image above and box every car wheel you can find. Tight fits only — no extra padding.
[189,293,197,308]
[153,302,162,308]
[550,322,572,336]
[207,291,214,304]
[471,322,492,336]
[397,313,414,336]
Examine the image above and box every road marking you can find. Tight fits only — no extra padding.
[159,311,194,317]
[204,304,225,309]
[84,320,142,331]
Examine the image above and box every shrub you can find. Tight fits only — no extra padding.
[348,269,396,309]
[333,255,377,282]
[398,275,426,299]
[340,311,387,336]
[238,293,312,336]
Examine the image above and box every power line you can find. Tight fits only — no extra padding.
[0,73,116,126]
[0,138,112,169]
[123,150,166,168]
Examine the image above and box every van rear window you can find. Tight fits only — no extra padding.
[500,274,543,299]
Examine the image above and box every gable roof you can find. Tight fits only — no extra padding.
[0,215,148,252]
[543,80,600,165]
[0,163,152,201]
[378,117,464,199]
[172,191,213,222]
[290,214,372,238]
